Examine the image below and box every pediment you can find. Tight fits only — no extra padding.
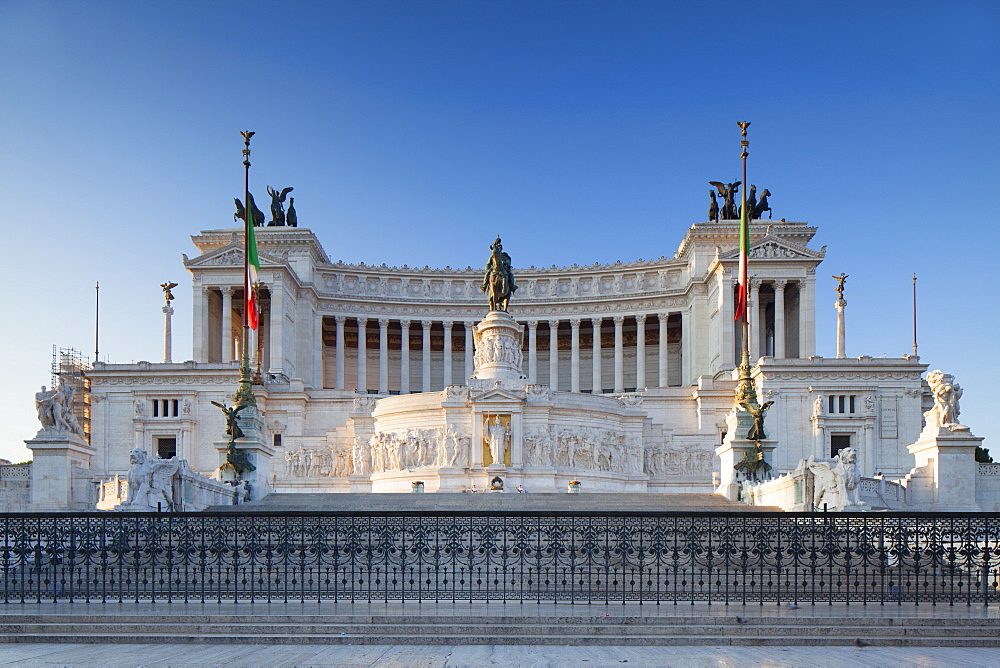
[720,235,824,261]
[184,241,283,268]
[469,387,526,404]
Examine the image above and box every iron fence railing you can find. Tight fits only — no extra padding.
[1,511,997,605]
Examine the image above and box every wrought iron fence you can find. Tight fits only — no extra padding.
[1,511,997,606]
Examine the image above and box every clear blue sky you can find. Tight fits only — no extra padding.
[1,0,997,463]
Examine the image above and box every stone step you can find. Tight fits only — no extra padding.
[2,632,998,647]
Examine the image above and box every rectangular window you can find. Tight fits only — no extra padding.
[156,437,177,459]
[831,434,851,458]
[273,434,282,448]
[838,395,846,414]
[849,395,856,414]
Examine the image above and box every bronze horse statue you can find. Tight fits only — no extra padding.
[481,237,517,312]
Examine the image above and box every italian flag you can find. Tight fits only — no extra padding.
[734,200,749,322]
[246,223,260,330]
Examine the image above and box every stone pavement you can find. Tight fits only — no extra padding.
[1,642,999,666]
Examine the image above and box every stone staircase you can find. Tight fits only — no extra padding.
[0,609,996,646]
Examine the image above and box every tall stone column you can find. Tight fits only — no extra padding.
[313,313,323,388]
[720,270,735,368]
[591,317,602,393]
[548,319,560,390]
[221,287,233,362]
[658,312,669,387]
[192,283,206,362]
[422,319,433,392]
[570,318,581,393]
[749,279,761,361]
[835,297,847,359]
[773,280,786,359]
[635,315,646,391]
[613,315,624,393]
[162,304,174,363]
[378,318,390,393]
[269,280,284,374]
[680,308,691,387]
[400,319,411,393]
[464,320,474,380]
[356,317,368,393]
[800,271,816,358]
[335,316,345,389]
[442,320,453,386]
[527,320,538,383]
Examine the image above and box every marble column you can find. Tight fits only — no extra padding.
[378,318,390,394]
[548,320,559,390]
[680,308,691,387]
[422,319,433,392]
[773,280,787,359]
[591,317,602,393]
[527,321,538,383]
[800,273,816,358]
[192,284,206,362]
[749,279,761,361]
[635,315,646,391]
[442,320,453,386]
[356,317,368,393]
[613,315,624,393]
[335,316,345,390]
[570,318,581,393]
[162,304,174,363]
[836,298,847,359]
[464,321,474,380]
[269,281,284,374]
[720,270,734,368]
[400,319,411,394]
[313,313,323,389]
[221,288,233,362]
[658,312,669,387]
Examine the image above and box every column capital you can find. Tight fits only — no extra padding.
[356,316,368,326]
[612,315,625,326]
[749,278,762,291]
[657,311,669,321]
[527,320,538,330]
[223,286,237,297]
[773,279,788,290]
[421,319,434,329]
[636,313,647,324]
[378,318,390,328]
[548,319,560,328]
[442,320,453,331]
[591,316,602,326]
[399,319,411,328]
[570,318,582,328]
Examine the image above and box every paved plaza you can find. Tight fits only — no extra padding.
[1,641,1000,667]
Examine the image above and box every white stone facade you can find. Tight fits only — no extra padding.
[79,218,960,497]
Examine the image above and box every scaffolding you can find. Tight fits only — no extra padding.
[51,346,91,443]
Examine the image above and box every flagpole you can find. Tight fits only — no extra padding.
[236,131,257,409]
[94,281,100,364]
[734,121,757,409]
[912,273,918,357]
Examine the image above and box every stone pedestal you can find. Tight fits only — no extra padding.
[472,311,526,380]
[906,424,983,512]
[26,430,96,511]
[835,298,846,359]
[214,405,273,502]
[715,409,776,502]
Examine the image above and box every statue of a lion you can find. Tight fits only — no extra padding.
[807,447,865,511]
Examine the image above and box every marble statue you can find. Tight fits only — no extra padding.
[481,236,517,311]
[34,382,84,436]
[486,417,510,466]
[740,400,774,442]
[266,186,294,226]
[124,448,180,511]
[925,370,964,429]
[807,447,864,511]
[709,181,741,220]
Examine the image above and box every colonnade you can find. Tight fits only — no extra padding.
[326,314,683,395]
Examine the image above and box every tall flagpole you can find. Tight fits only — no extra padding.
[734,121,757,408]
[94,282,100,363]
[912,273,918,357]
[236,131,257,409]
